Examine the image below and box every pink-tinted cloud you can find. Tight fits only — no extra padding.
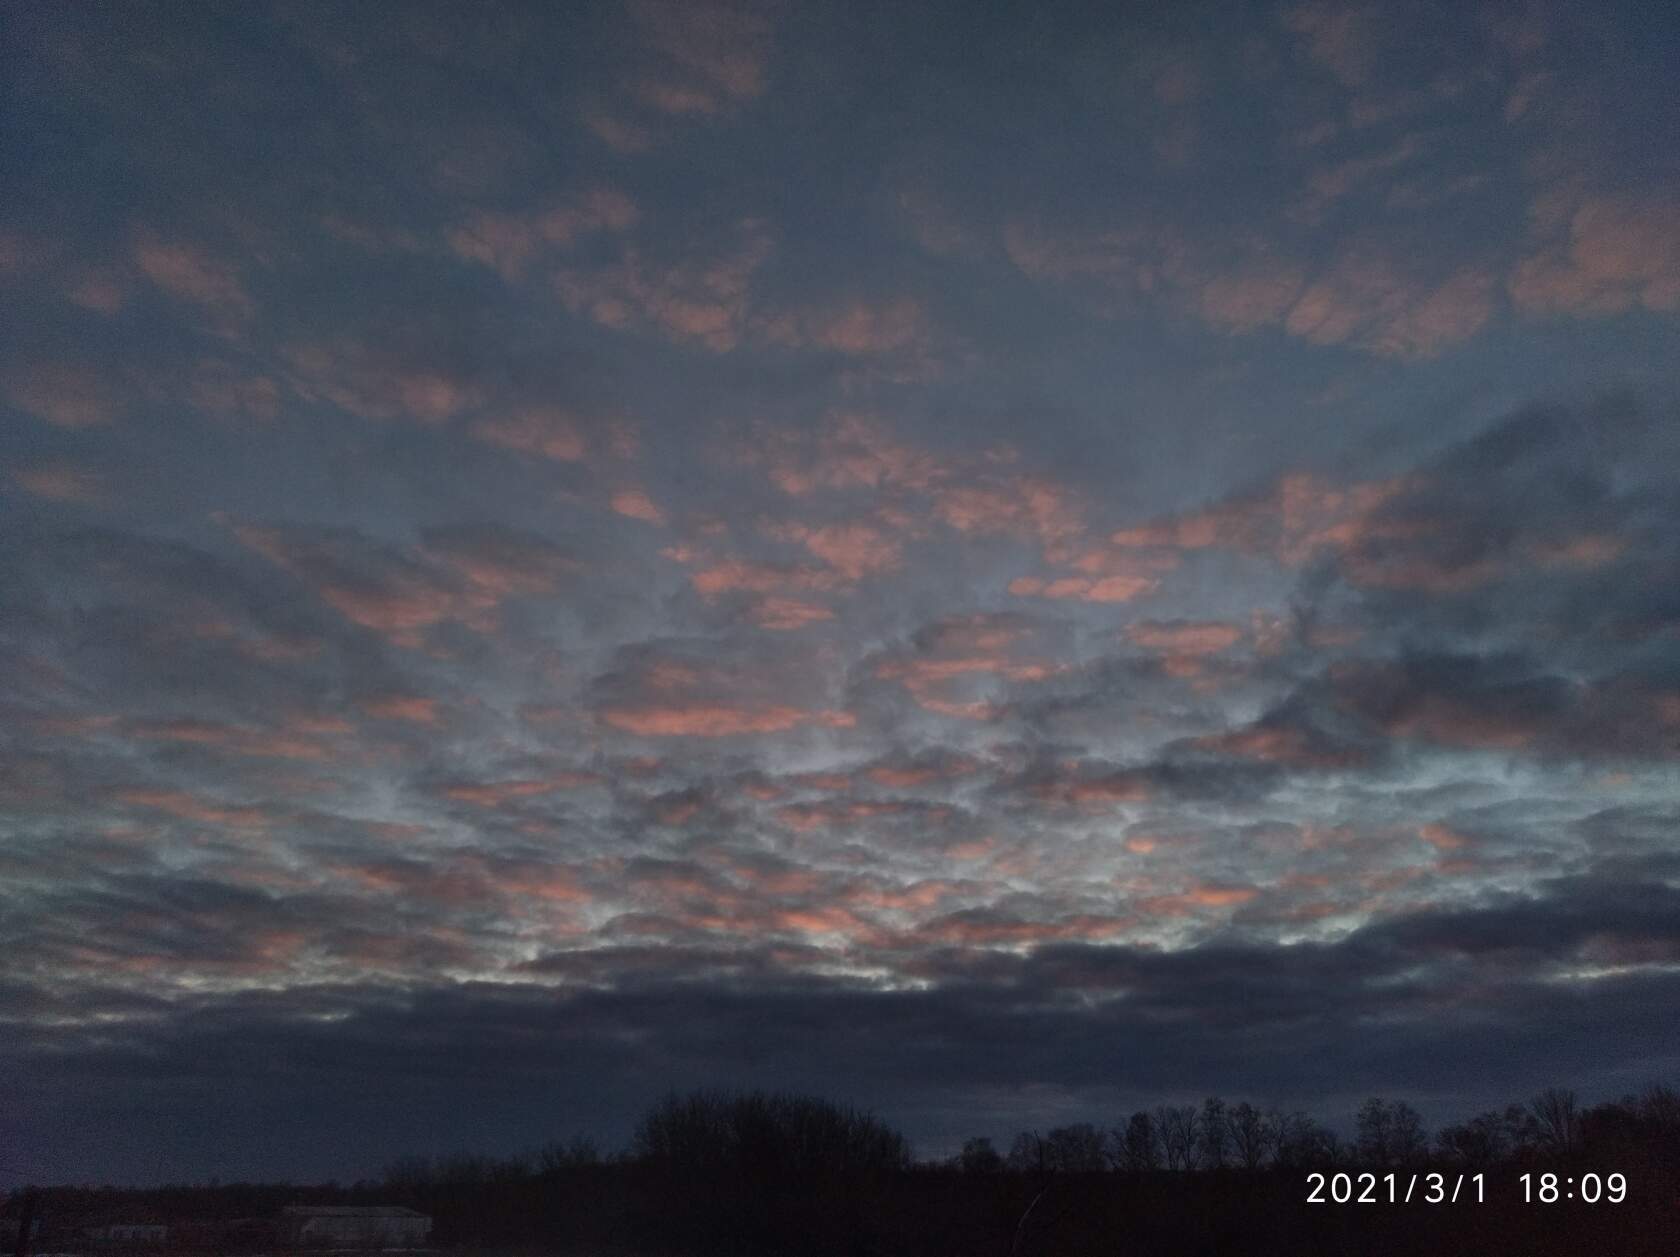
[754,413,945,497]
[183,358,281,423]
[132,232,253,327]
[64,267,128,315]
[1125,620,1243,655]
[6,361,121,427]
[1280,1,1379,88]
[472,407,591,462]
[623,0,772,117]
[284,342,482,425]
[1509,193,1680,317]
[235,523,573,647]
[11,462,107,505]
[119,789,270,829]
[1195,256,1306,331]
[611,487,667,524]
[759,296,931,356]
[449,185,638,282]
[554,218,772,351]
[602,703,853,737]
[749,597,835,630]
[770,520,903,580]
[361,695,442,725]
[440,772,603,807]
[1285,256,1495,358]
[131,716,351,762]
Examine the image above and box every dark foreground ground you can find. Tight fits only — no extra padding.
[10,1162,1678,1257]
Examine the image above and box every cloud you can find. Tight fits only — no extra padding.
[6,361,122,427]
[1009,223,1496,358]
[610,487,667,524]
[1509,193,1680,317]
[11,462,108,505]
[1284,255,1495,358]
[621,0,773,118]
[132,232,254,328]
[554,218,773,351]
[283,341,484,425]
[235,522,574,647]
[472,407,591,462]
[448,185,638,282]
[1280,1,1380,89]
[758,296,932,357]
[590,641,855,738]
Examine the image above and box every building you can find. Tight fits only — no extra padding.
[279,1207,430,1249]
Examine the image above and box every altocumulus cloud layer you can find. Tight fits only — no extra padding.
[3,0,1679,1182]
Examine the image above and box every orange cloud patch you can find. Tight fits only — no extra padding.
[750,597,835,630]
[133,232,253,326]
[449,185,637,281]
[1196,256,1305,331]
[554,218,772,351]
[760,296,929,355]
[933,476,1084,546]
[472,407,590,461]
[1191,724,1363,769]
[611,487,666,524]
[774,799,922,832]
[1284,255,1495,359]
[622,0,772,118]
[184,358,281,423]
[914,912,1135,947]
[1026,764,1151,807]
[11,462,107,504]
[875,653,1064,721]
[440,772,602,807]
[601,704,853,737]
[65,267,128,315]
[361,695,441,725]
[771,520,902,579]
[1419,823,1470,851]
[1108,470,1421,577]
[1125,620,1242,655]
[132,717,347,761]
[1530,533,1626,569]
[1009,572,1158,603]
[7,361,121,428]
[119,789,269,829]
[1137,884,1258,917]
[753,413,944,497]
[235,524,572,647]
[1510,194,1680,317]
[284,342,481,425]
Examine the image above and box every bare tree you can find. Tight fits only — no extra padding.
[1006,1130,1049,1176]
[1435,1111,1509,1167]
[1355,1097,1393,1165]
[1529,1087,1580,1156]
[1227,1101,1271,1170]
[1199,1097,1229,1169]
[536,1136,600,1174]
[1154,1104,1201,1171]
[1043,1123,1107,1172]
[1117,1111,1159,1172]
[959,1136,1003,1173]
[1272,1110,1333,1169]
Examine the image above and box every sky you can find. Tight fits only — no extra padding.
[3,0,1680,1185]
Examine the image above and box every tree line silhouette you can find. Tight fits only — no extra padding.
[7,1082,1678,1256]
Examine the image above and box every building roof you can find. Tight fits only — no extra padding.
[280,1207,427,1219]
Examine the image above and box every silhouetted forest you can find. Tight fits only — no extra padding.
[8,1083,1679,1256]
